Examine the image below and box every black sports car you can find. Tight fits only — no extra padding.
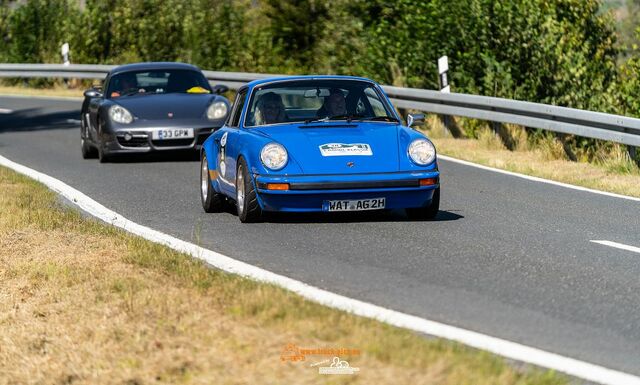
[80,62,230,162]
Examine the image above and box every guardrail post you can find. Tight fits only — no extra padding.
[629,145,639,166]
[490,121,516,150]
[436,56,463,138]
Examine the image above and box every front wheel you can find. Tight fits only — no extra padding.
[406,187,440,220]
[200,153,224,213]
[97,143,110,163]
[96,119,110,163]
[236,157,263,223]
[81,137,97,159]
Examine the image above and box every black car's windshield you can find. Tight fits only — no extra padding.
[107,69,211,99]
[244,79,397,127]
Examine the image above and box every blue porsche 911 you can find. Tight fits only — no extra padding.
[199,76,440,222]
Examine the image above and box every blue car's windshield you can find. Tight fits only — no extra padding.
[107,69,211,99]
[244,79,398,127]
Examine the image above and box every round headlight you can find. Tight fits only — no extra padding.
[260,143,288,170]
[109,105,133,124]
[207,101,228,120]
[408,138,436,165]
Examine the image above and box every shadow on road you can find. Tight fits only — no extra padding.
[0,108,80,133]
[216,202,464,224]
[103,151,200,163]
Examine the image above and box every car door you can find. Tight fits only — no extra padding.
[217,88,248,196]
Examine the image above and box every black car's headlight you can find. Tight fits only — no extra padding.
[109,105,133,124]
[408,138,436,165]
[207,101,228,120]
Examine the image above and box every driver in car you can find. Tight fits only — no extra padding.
[110,73,138,98]
[317,88,347,118]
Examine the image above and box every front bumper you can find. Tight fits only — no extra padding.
[254,171,439,212]
[103,120,222,153]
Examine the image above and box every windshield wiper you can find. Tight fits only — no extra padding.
[326,114,365,123]
[358,116,400,122]
[304,117,330,124]
[121,88,158,97]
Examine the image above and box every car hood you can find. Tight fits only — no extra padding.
[113,93,215,120]
[255,122,401,174]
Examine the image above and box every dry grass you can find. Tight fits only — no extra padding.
[424,117,640,198]
[0,85,83,98]
[0,166,569,385]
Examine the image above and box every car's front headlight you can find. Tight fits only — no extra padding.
[260,143,288,170]
[207,101,228,120]
[109,105,133,124]
[408,138,436,165]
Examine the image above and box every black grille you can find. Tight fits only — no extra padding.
[196,133,210,145]
[152,138,195,147]
[282,180,422,190]
[117,136,149,147]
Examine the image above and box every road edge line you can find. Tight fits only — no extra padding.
[1,153,639,385]
[591,240,640,254]
[438,155,640,202]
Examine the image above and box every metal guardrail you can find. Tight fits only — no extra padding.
[1,63,639,149]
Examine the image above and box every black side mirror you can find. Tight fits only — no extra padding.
[84,88,103,98]
[212,84,229,95]
[407,113,425,128]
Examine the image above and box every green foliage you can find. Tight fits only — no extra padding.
[0,0,624,114]
[6,0,78,63]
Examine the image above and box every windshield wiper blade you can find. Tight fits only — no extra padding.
[121,89,158,97]
[358,116,400,122]
[304,117,330,124]
[326,114,364,123]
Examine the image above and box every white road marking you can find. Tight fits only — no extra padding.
[0,108,13,114]
[1,154,639,384]
[591,240,640,254]
[438,155,640,202]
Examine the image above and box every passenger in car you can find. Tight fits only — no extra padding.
[254,92,287,125]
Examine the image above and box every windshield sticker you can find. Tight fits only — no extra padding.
[319,143,373,156]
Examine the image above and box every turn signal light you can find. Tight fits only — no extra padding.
[419,178,437,186]
[266,183,289,191]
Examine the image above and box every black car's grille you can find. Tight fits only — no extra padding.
[152,138,195,147]
[196,133,210,145]
[117,136,149,148]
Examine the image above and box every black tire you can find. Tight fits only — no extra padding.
[200,153,225,213]
[96,119,110,163]
[406,187,440,220]
[236,157,263,223]
[81,137,97,159]
[80,118,97,159]
[97,143,110,163]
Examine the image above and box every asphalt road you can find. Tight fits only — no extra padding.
[1,95,639,376]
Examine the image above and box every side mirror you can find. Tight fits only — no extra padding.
[84,88,103,98]
[407,113,425,128]
[212,84,229,95]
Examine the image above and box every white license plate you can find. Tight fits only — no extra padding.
[324,198,386,212]
[152,128,194,140]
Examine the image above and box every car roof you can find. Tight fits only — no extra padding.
[109,62,202,76]
[245,75,379,89]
